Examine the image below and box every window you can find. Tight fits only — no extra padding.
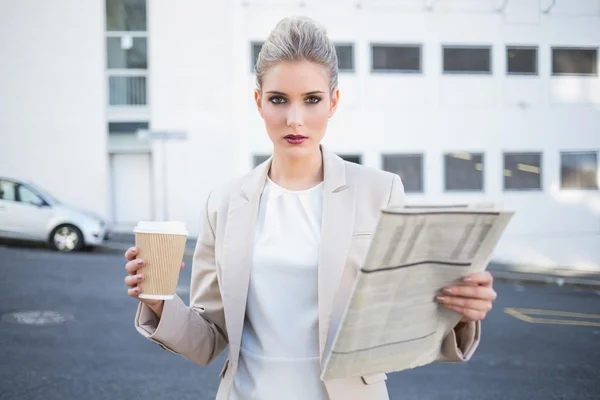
[561,152,598,189]
[552,48,598,75]
[507,46,538,75]
[253,154,270,167]
[17,185,44,206]
[504,152,542,190]
[443,46,492,74]
[335,44,354,72]
[338,154,362,164]
[382,154,423,193]
[444,152,484,191]
[109,76,147,105]
[251,42,264,72]
[0,180,16,201]
[371,44,421,72]
[108,121,149,135]
[107,37,147,69]
[106,0,147,31]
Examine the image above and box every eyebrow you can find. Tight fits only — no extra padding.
[266,90,326,96]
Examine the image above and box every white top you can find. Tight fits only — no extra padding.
[231,177,328,400]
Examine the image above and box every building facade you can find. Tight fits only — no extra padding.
[1,0,599,271]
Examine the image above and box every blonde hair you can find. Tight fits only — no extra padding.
[255,16,339,92]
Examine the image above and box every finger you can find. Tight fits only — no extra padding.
[124,273,144,288]
[127,286,141,298]
[180,261,185,271]
[125,258,145,275]
[442,285,497,301]
[463,271,493,286]
[436,295,492,312]
[124,247,138,261]
[443,304,486,322]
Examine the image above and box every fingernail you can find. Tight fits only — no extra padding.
[137,274,143,280]
[137,259,143,265]
[443,287,454,294]
[463,277,472,282]
[436,296,446,303]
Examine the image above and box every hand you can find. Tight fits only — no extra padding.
[436,271,496,323]
[124,246,185,318]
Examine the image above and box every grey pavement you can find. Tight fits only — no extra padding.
[101,232,600,289]
[1,244,600,400]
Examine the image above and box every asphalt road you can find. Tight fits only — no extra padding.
[1,243,599,400]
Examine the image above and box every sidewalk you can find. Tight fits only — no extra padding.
[99,233,600,289]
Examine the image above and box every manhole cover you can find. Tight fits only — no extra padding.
[2,311,74,325]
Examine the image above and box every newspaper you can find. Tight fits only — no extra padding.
[320,204,514,380]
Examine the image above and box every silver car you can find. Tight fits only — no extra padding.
[0,177,109,252]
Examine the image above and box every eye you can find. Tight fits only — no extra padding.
[269,96,286,104]
[305,96,322,104]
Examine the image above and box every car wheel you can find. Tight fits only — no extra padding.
[49,224,84,252]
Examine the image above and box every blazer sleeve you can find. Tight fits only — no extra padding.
[134,191,228,366]
[386,173,481,363]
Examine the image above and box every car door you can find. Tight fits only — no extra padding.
[0,180,19,236]
[14,183,55,241]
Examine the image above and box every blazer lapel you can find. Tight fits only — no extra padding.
[221,158,271,350]
[318,147,355,359]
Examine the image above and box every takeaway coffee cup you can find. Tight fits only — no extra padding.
[133,221,188,300]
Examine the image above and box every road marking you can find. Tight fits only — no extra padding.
[504,308,600,327]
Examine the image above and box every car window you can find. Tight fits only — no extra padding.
[0,180,17,201]
[17,185,44,206]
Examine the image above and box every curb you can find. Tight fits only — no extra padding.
[96,243,600,289]
[490,270,600,290]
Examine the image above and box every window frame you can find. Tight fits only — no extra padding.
[551,47,599,77]
[560,150,599,190]
[506,45,539,76]
[370,43,423,74]
[503,151,543,191]
[381,153,424,194]
[442,44,493,75]
[443,151,485,192]
[335,43,355,73]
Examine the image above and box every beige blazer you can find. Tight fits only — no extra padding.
[135,146,480,400]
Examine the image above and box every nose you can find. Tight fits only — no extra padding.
[286,105,303,129]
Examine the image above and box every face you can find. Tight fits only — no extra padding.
[255,60,339,159]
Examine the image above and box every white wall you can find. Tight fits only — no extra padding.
[2,0,597,270]
[0,0,109,217]
[232,0,600,270]
[147,0,242,230]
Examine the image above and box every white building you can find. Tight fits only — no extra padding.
[1,0,599,272]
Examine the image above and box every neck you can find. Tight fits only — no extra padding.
[268,147,324,191]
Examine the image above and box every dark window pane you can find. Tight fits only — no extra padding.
[444,153,484,191]
[382,154,423,193]
[0,180,17,201]
[253,154,270,167]
[507,47,538,75]
[108,122,149,134]
[106,0,147,31]
[372,45,421,72]
[251,42,264,72]
[504,153,542,190]
[443,46,491,73]
[335,44,354,71]
[339,154,362,164]
[109,76,146,105]
[107,37,147,69]
[552,48,598,75]
[561,152,598,189]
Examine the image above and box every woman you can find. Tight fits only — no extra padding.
[124,16,497,400]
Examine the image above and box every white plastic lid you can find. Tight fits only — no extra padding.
[133,221,188,236]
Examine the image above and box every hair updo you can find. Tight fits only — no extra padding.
[255,16,339,93]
